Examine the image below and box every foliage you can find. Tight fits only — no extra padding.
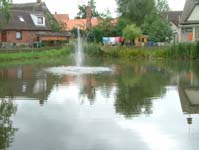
[45,12,63,32]
[90,27,103,42]
[166,41,199,59]
[70,28,87,38]
[142,13,172,42]
[84,42,104,56]
[115,63,168,117]
[89,17,118,42]
[122,24,142,43]
[75,0,99,19]
[0,0,11,26]
[156,0,170,13]
[0,98,17,149]
[102,46,167,58]
[116,0,156,25]
[114,18,132,36]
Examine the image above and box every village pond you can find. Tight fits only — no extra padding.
[0,57,199,150]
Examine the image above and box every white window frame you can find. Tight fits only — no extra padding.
[16,31,22,40]
[30,14,46,26]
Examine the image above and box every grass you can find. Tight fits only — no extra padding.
[0,47,72,62]
[90,41,199,60]
[1,41,199,64]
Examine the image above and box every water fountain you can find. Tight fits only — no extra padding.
[45,27,113,75]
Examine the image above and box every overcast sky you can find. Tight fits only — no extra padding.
[13,0,186,19]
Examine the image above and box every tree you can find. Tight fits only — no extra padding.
[142,13,172,42]
[116,0,156,25]
[114,18,132,36]
[90,16,118,42]
[156,0,170,13]
[75,0,99,19]
[0,0,11,24]
[123,24,142,44]
[0,98,17,149]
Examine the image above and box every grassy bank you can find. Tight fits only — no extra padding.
[1,41,199,62]
[84,41,199,60]
[0,47,72,61]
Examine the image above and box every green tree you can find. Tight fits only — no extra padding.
[156,0,170,13]
[0,0,11,24]
[142,13,172,42]
[0,98,17,149]
[75,0,99,19]
[45,13,63,32]
[116,0,156,25]
[90,16,118,42]
[114,18,131,36]
[123,24,142,44]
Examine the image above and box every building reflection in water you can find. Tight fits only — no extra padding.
[179,86,199,125]
[0,66,56,106]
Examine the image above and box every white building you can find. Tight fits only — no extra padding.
[179,0,199,42]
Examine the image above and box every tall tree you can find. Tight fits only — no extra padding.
[142,13,172,42]
[123,24,142,44]
[116,0,156,25]
[0,0,11,23]
[75,0,99,19]
[156,0,170,13]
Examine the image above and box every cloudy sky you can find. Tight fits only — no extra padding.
[13,0,186,18]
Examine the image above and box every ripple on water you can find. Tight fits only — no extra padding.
[45,66,114,75]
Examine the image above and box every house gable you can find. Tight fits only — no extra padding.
[187,5,199,21]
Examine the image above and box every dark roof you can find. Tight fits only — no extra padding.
[11,2,49,12]
[181,0,199,24]
[162,11,183,26]
[0,10,51,31]
[0,2,58,31]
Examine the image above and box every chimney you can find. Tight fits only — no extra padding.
[86,5,92,30]
[37,0,41,3]
[55,11,57,15]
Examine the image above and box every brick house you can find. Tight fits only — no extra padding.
[0,0,71,47]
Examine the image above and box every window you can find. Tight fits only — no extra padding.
[19,16,25,22]
[182,28,192,33]
[30,14,45,26]
[37,16,44,25]
[16,31,22,40]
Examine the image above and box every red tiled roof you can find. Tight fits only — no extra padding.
[54,13,118,31]
[54,14,69,22]
[66,18,100,30]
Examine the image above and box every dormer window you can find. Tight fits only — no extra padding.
[37,16,44,25]
[30,14,45,26]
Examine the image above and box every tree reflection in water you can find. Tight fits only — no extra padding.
[0,97,17,150]
[115,64,170,118]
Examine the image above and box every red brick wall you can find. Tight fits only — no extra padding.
[6,31,37,44]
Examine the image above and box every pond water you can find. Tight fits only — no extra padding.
[0,57,199,150]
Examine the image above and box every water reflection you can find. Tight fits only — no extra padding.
[0,97,17,149]
[115,63,169,117]
[0,66,58,105]
[0,60,199,149]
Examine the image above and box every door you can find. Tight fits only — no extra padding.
[1,31,7,42]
